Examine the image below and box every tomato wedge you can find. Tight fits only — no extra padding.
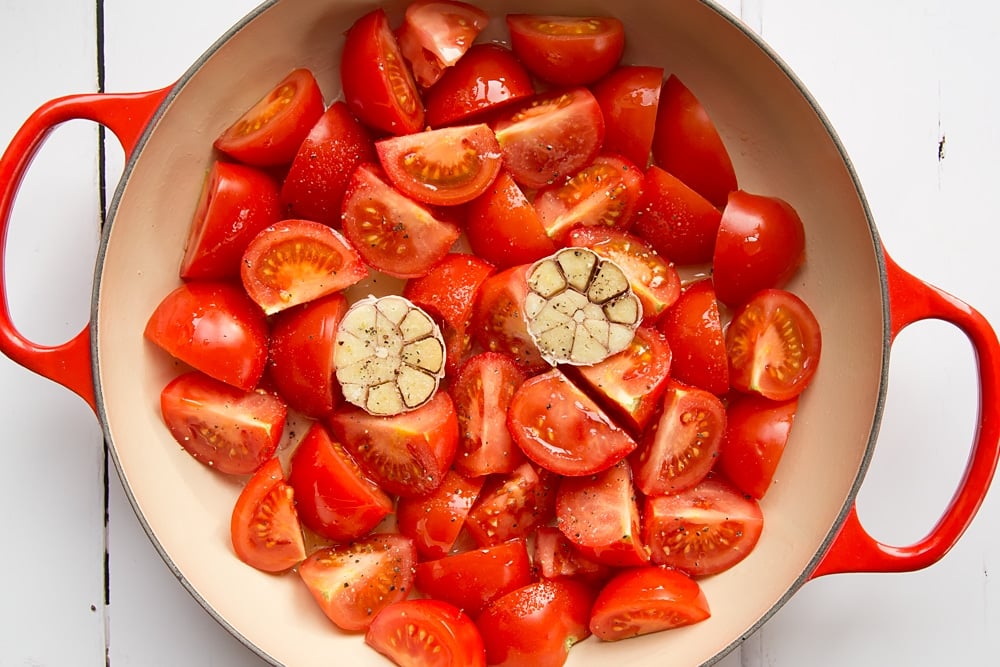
[592,65,664,169]
[367,599,487,667]
[403,253,495,332]
[214,67,324,167]
[465,170,556,270]
[396,469,483,560]
[298,533,416,632]
[465,461,557,547]
[633,164,723,266]
[532,526,612,586]
[396,0,490,88]
[160,371,286,475]
[377,124,503,206]
[470,264,547,372]
[726,288,822,401]
[718,393,799,499]
[230,457,305,573]
[589,566,710,641]
[506,15,624,86]
[656,279,729,395]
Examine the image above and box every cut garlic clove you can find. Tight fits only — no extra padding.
[524,247,642,366]
[334,295,446,416]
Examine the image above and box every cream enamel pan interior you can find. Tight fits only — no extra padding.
[95,0,885,664]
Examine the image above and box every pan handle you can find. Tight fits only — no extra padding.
[811,251,1000,577]
[0,87,171,413]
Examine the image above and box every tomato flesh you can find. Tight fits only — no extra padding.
[589,566,710,641]
[465,461,557,547]
[470,264,548,372]
[230,457,305,573]
[396,469,483,560]
[465,170,556,270]
[718,393,799,499]
[656,279,729,395]
[592,65,664,169]
[367,599,487,667]
[397,0,490,88]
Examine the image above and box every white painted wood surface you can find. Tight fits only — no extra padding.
[1,1,997,665]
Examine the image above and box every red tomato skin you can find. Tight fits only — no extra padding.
[144,281,269,391]
[507,369,638,477]
[470,264,548,372]
[424,44,535,128]
[396,0,490,88]
[403,253,495,332]
[279,101,377,227]
[718,393,799,499]
[160,371,286,475]
[476,579,595,667]
[633,164,723,265]
[396,469,484,560]
[414,539,533,618]
[179,161,281,280]
[366,599,487,667]
[267,293,347,419]
[287,421,392,543]
[465,461,557,547]
[230,457,306,573]
[589,566,711,641]
[713,190,807,307]
[591,65,664,169]
[214,68,325,167]
[656,279,729,395]
[506,15,625,87]
[651,74,737,209]
[532,526,613,586]
[341,9,425,136]
[465,170,557,270]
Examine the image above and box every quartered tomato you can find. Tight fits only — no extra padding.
[465,170,556,270]
[145,281,269,391]
[396,0,490,88]
[589,566,710,641]
[532,526,612,586]
[651,74,737,209]
[726,288,822,401]
[377,124,503,206]
[327,391,459,498]
[657,279,729,395]
[492,88,605,190]
[241,219,368,315]
[298,533,416,632]
[366,599,487,667]
[179,161,280,280]
[465,461,557,547]
[470,264,547,371]
[287,421,392,543]
[718,393,799,499]
[341,8,425,135]
[592,65,664,169]
[160,371,286,475]
[396,469,483,560]
[424,44,534,128]
[643,476,764,577]
[506,14,624,86]
[230,457,305,573]
[633,164,723,266]
[533,154,643,242]
[279,101,376,227]
[414,539,533,618]
[632,380,726,496]
[507,369,638,477]
[214,67,324,167]
[341,163,462,279]
[556,459,649,567]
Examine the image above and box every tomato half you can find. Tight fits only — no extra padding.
[327,391,459,498]
[470,264,547,372]
[179,161,280,280]
[396,0,490,88]
[717,393,799,499]
[298,533,416,632]
[506,15,624,86]
[279,101,376,227]
[230,457,305,573]
[341,8,425,135]
[214,67,324,167]
[533,154,643,242]
[396,469,483,560]
[492,88,605,190]
[377,124,503,206]
[464,461,557,547]
[632,380,726,496]
[424,44,534,128]
[366,599,487,667]
[507,369,638,477]
[532,526,612,586]
[160,371,286,475]
[556,459,649,567]
[726,288,822,401]
[656,279,729,395]
[713,190,806,307]
[651,74,737,209]
[643,476,764,577]
[341,163,463,279]
[476,579,594,667]
[145,281,269,391]
[633,164,723,265]
[589,566,710,641]
[414,539,533,618]
[287,421,392,543]
[591,65,663,169]
[240,219,369,315]
[465,170,556,270]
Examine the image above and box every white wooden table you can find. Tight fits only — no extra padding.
[2,1,997,664]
